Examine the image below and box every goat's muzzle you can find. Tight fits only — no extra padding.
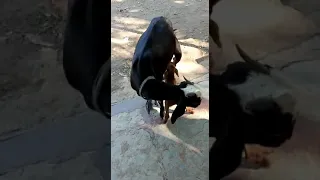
[186,93,202,108]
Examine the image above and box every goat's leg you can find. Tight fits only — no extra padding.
[164,100,170,123]
[173,37,182,65]
[141,79,198,123]
[159,100,164,119]
[146,100,153,114]
[210,137,244,179]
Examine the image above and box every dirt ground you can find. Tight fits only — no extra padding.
[0,0,88,135]
[111,0,209,104]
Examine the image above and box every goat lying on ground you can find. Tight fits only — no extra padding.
[160,62,195,123]
[209,45,296,180]
[130,16,201,124]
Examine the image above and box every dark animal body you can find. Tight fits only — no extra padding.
[130,16,201,123]
[62,0,111,118]
[209,0,222,48]
[161,62,194,123]
[209,46,295,179]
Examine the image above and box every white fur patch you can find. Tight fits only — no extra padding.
[227,72,295,113]
[181,84,202,98]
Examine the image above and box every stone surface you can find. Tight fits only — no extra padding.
[0,111,109,179]
[111,74,209,180]
[210,0,320,179]
[0,152,103,180]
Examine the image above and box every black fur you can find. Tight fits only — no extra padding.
[209,0,222,48]
[130,17,201,123]
[209,62,295,179]
[62,0,111,118]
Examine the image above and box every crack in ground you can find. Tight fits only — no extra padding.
[0,147,106,175]
[257,33,320,61]
[184,121,208,140]
[279,58,320,70]
[145,129,168,180]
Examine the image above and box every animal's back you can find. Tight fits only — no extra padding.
[132,16,175,65]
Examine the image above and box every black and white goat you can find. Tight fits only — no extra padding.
[209,45,297,179]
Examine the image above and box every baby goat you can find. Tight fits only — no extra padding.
[161,62,194,123]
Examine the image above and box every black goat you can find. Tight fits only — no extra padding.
[130,16,202,124]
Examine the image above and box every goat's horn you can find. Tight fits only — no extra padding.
[235,44,271,75]
[235,44,320,107]
[183,76,194,85]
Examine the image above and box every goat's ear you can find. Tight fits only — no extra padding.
[209,19,222,48]
[175,68,179,77]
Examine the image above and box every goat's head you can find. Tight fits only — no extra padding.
[180,76,202,107]
[171,76,202,124]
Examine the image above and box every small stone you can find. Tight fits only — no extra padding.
[25,34,54,47]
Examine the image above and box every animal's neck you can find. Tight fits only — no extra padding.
[165,74,176,84]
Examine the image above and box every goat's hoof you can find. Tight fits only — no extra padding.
[244,144,273,168]
[146,101,152,114]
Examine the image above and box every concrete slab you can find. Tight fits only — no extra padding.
[0,111,109,175]
[0,152,103,180]
[111,74,209,180]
